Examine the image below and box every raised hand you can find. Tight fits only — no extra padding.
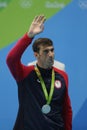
[27,15,46,38]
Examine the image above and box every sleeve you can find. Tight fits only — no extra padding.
[6,33,33,81]
[62,74,72,130]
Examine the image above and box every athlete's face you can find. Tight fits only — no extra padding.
[34,45,54,69]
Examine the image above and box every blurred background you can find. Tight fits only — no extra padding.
[0,0,87,129]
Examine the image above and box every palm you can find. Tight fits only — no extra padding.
[30,22,44,34]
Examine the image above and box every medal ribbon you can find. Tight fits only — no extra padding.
[35,66,55,105]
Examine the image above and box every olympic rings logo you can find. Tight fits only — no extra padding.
[78,0,87,9]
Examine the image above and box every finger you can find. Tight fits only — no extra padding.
[39,15,46,25]
[33,15,46,24]
[34,15,42,23]
[32,16,39,23]
[37,15,45,22]
[38,15,46,23]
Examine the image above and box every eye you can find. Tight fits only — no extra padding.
[44,49,49,53]
[43,48,54,54]
[50,48,54,52]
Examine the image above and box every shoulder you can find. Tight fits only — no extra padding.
[53,60,65,71]
[53,61,68,88]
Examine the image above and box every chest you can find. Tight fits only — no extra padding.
[26,71,66,106]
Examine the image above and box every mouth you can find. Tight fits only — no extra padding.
[47,58,54,66]
[44,59,54,69]
[49,57,54,62]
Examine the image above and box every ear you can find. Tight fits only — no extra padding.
[34,52,38,58]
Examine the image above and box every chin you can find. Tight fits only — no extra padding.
[47,63,53,68]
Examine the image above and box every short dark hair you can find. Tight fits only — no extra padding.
[32,38,53,52]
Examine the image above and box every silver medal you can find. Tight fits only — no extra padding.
[42,104,51,114]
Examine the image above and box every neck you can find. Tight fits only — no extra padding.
[37,63,52,69]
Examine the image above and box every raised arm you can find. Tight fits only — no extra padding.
[6,15,46,81]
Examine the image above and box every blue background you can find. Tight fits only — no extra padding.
[0,0,87,129]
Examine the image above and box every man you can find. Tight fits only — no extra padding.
[6,15,72,130]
